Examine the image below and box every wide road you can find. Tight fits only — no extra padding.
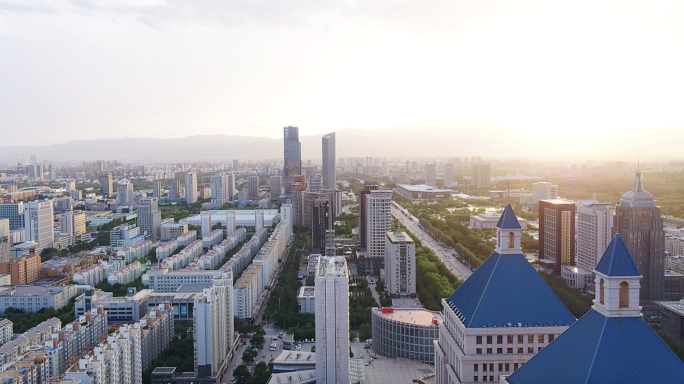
[391,204,473,281]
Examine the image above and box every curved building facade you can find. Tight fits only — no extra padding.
[371,307,442,364]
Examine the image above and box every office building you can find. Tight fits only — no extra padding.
[315,256,350,384]
[539,199,576,275]
[100,174,113,197]
[372,307,441,364]
[210,172,234,207]
[185,172,198,203]
[308,175,322,193]
[359,183,381,249]
[363,190,392,274]
[297,286,315,314]
[613,167,664,315]
[312,198,332,251]
[425,163,436,187]
[0,285,78,314]
[435,205,574,384]
[506,234,684,384]
[385,232,416,297]
[471,163,491,188]
[138,197,162,242]
[24,201,54,248]
[283,126,301,194]
[152,181,162,198]
[61,209,87,246]
[193,272,233,379]
[444,163,454,187]
[117,182,134,205]
[0,202,24,231]
[576,200,613,274]
[270,175,282,200]
[322,132,336,189]
[248,175,259,200]
[0,253,41,285]
[169,180,181,199]
[532,182,558,204]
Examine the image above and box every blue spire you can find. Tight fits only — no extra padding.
[496,204,521,229]
[595,234,641,277]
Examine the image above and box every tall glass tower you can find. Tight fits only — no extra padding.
[322,132,336,189]
[283,126,301,194]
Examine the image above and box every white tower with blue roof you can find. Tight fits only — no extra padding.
[434,205,575,384]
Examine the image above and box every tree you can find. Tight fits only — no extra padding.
[234,365,251,381]
[359,323,372,341]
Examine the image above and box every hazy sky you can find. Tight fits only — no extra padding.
[2,0,684,146]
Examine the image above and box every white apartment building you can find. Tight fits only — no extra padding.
[247,175,259,200]
[72,263,106,285]
[24,201,54,248]
[471,163,491,189]
[666,236,684,258]
[385,232,416,297]
[576,200,613,274]
[186,172,198,204]
[532,182,558,204]
[444,163,455,187]
[161,223,188,240]
[0,319,12,346]
[365,190,392,269]
[281,204,293,235]
[143,269,226,293]
[297,286,315,314]
[107,261,143,285]
[176,230,197,246]
[201,212,212,238]
[315,256,350,384]
[425,164,437,187]
[194,272,233,379]
[137,197,162,242]
[117,182,134,206]
[156,240,179,261]
[0,285,78,314]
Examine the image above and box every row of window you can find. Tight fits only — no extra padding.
[476,334,554,345]
[476,346,543,354]
[473,362,521,382]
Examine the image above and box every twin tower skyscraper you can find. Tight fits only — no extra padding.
[283,126,336,193]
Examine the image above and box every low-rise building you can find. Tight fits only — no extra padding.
[161,223,188,240]
[142,269,225,293]
[371,307,442,364]
[107,260,143,285]
[297,286,315,314]
[0,319,12,346]
[0,285,78,314]
[469,213,528,230]
[74,288,154,323]
[395,184,452,199]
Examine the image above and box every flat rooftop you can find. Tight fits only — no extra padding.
[397,184,453,193]
[298,286,315,297]
[656,301,684,316]
[316,256,348,277]
[386,232,414,244]
[273,351,316,364]
[539,199,575,205]
[373,307,443,327]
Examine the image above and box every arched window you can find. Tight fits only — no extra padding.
[508,232,515,248]
[619,281,629,308]
[599,279,605,305]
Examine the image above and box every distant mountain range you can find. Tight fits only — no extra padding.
[0,126,681,163]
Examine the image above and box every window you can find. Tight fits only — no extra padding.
[490,376,494,382]
[517,335,523,344]
[474,377,478,382]
[600,278,605,304]
[476,348,482,355]
[528,335,533,344]
[514,363,519,371]
[538,335,544,343]
[507,335,513,344]
[499,363,503,371]
[487,336,492,344]
[528,347,534,353]
[517,348,523,354]
[476,336,482,344]
[497,335,503,344]
[549,334,555,342]
[620,281,629,308]
[507,348,513,353]
[474,364,478,372]
[497,348,502,354]
[505,363,510,371]
[508,232,515,248]
[489,364,494,371]
[483,364,487,372]
[538,346,543,352]
[487,348,492,354]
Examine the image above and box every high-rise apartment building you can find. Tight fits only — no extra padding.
[270,175,282,200]
[247,175,259,200]
[193,272,233,379]
[322,132,336,189]
[315,256,350,384]
[312,198,332,251]
[0,202,24,230]
[308,175,322,193]
[532,182,558,204]
[0,219,10,262]
[471,163,491,189]
[152,181,162,198]
[359,183,381,249]
[283,126,301,194]
[576,200,613,273]
[364,190,392,274]
[117,182,134,205]
[24,201,54,248]
[539,199,576,275]
[444,163,454,187]
[201,211,212,238]
[185,172,198,203]
[613,168,664,315]
[169,181,181,199]
[385,232,416,297]
[100,174,113,197]
[210,172,235,207]
[137,198,162,242]
[425,164,436,187]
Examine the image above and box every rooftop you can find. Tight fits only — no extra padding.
[496,204,521,230]
[298,286,315,297]
[397,184,453,193]
[539,198,575,205]
[267,369,315,384]
[595,234,641,277]
[272,351,316,364]
[386,232,414,244]
[316,256,348,277]
[373,307,443,327]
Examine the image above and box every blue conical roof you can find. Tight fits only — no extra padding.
[496,204,521,229]
[595,234,641,277]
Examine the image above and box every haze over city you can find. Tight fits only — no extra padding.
[2,0,684,159]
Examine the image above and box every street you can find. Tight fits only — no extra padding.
[391,204,473,281]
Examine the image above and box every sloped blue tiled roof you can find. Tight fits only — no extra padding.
[445,252,575,328]
[595,234,641,277]
[507,309,684,384]
[496,204,521,229]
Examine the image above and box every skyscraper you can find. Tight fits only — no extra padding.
[152,181,162,199]
[193,272,233,379]
[137,198,162,242]
[312,198,332,250]
[210,173,233,207]
[425,164,437,187]
[359,183,381,249]
[283,126,301,194]
[364,190,392,274]
[539,199,576,275]
[24,201,54,248]
[532,182,558,204]
[117,182,134,205]
[0,202,24,230]
[322,132,336,189]
[186,172,198,204]
[576,200,613,274]
[169,181,181,199]
[270,175,282,200]
[471,163,491,188]
[315,256,350,384]
[444,163,454,187]
[613,168,664,315]
[100,174,113,197]
[247,175,259,201]
[385,232,416,297]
